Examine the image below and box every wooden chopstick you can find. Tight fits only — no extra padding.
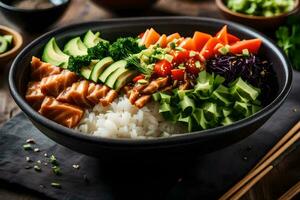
[219,122,300,200]
[251,121,300,172]
[230,165,273,200]
[279,180,300,200]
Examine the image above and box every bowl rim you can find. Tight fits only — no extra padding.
[216,0,300,20]
[0,25,23,59]
[0,0,70,13]
[8,16,293,147]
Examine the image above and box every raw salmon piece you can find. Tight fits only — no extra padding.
[100,90,118,107]
[40,70,78,97]
[39,97,83,128]
[31,57,61,81]
[155,34,167,48]
[135,95,151,108]
[25,81,45,110]
[86,83,110,105]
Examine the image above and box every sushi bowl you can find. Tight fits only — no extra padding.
[8,17,292,159]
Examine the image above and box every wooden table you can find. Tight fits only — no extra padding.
[0,0,220,199]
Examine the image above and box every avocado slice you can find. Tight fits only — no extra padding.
[89,57,113,82]
[3,35,13,45]
[80,60,99,79]
[114,70,137,91]
[0,36,8,54]
[106,67,128,88]
[63,37,88,56]
[99,60,127,83]
[42,38,69,68]
[83,30,107,48]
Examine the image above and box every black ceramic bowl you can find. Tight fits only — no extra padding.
[0,0,70,31]
[9,17,292,160]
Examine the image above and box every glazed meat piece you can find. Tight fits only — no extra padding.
[57,80,92,108]
[128,84,147,104]
[100,90,118,107]
[142,77,169,94]
[40,70,78,97]
[86,83,110,105]
[39,97,84,128]
[25,81,45,110]
[31,57,61,81]
[134,95,151,108]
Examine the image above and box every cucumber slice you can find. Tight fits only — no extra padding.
[89,57,113,82]
[4,35,13,45]
[0,36,8,54]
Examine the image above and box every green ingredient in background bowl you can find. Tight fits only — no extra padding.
[0,34,13,54]
[227,0,295,17]
[276,18,300,70]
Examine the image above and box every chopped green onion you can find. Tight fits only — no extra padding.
[23,144,32,151]
[52,166,62,175]
[34,165,41,172]
[51,182,61,189]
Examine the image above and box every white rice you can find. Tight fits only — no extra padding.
[76,95,186,139]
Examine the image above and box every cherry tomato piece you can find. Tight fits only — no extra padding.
[171,69,185,81]
[172,50,189,66]
[185,57,201,76]
[133,74,145,83]
[154,59,173,77]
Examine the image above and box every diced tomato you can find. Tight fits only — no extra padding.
[143,28,160,48]
[155,34,167,48]
[199,37,219,61]
[215,25,228,45]
[166,33,181,44]
[185,57,202,75]
[230,39,262,54]
[193,31,212,51]
[171,50,189,66]
[227,33,240,44]
[154,59,173,77]
[171,69,185,81]
[179,37,196,50]
[133,74,145,83]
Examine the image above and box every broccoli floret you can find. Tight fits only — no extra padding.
[88,41,110,60]
[68,55,91,74]
[109,37,144,60]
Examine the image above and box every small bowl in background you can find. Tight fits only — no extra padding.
[0,0,70,32]
[216,0,300,31]
[0,25,23,66]
[90,0,158,13]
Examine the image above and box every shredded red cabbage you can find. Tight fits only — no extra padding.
[206,54,278,105]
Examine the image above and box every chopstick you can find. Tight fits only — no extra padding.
[219,121,300,200]
[279,180,300,200]
[251,121,300,172]
[230,165,273,200]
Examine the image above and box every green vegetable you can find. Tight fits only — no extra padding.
[51,182,61,189]
[23,144,32,151]
[153,71,262,131]
[87,41,110,60]
[227,0,295,17]
[68,55,91,74]
[50,155,58,165]
[109,37,144,61]
[52,166,62,175]
[276,20,300,70]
